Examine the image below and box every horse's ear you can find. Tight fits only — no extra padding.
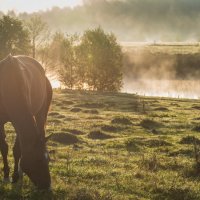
[45,133,54,143]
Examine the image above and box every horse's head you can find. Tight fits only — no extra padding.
[20,138,51,189]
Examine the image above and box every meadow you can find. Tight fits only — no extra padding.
[1,89,200,199]
[123,43,200,55]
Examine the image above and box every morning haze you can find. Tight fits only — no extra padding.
[1,1,200,200]
[1,0,200,42]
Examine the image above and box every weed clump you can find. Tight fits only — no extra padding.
[139,154,159,171]
[88,130,113,140]
[111,116,132,125]
[154,107,169,111]
[76,102,105,108]
[83,109,99,114]
[48,119,62,124]
[192,105,200,110]
[145,139,172,147]
[70,107,82,112]
[140,119,162,129]
[101,125,123,132]
[192,126,200,132]
[179,136,200,145]
[69,187,113,200]
[48,112,60,116]
[51,132,79,145]
[193,117,200,121]
[169,149,193,157]
[62,128,85,135]
[63,100,74,105]
[125,138,140,152]
[153,187,198,200]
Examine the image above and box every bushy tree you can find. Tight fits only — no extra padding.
[0,15,30,59]
[59,34,79,89]
[47,33,86,89]
[80,27,123,91]
[46,27,123,91]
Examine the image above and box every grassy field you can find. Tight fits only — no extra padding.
[123,43,200,55]
[1,89,200,199]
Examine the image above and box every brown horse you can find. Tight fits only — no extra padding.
[0,55,52,189]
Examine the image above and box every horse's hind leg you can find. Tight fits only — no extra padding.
[0,124,10,181]
[35,78,52,139]
[12,135,21,183]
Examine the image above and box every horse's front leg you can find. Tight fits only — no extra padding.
[0,124,10,182]
[12,135,22,183]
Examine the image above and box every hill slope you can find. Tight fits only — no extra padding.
[1,90,200,199]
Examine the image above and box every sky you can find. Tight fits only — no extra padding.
[0,0,83,13]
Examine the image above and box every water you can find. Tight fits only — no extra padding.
[48,76,200,99]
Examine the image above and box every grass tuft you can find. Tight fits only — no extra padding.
[111,116,132,125]
[179,136,200,145]
[88,130,114,140]
[140,118,163,129]
[51,132,80,145]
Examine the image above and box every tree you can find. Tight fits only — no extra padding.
[41,32,80,89]
[0,15,30,59]
[58,34,79,89]
[80,27,123,91]
[36,32,64,81]
[26,15,49,58]
[53,28,123,91]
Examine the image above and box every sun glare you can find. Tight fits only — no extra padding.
[1,0,82,13]
[50,79,61,89]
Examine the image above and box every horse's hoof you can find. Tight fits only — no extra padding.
[3,177,10,183]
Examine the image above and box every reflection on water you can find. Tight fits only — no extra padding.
[122,79,200,99]
[47,76,200,100]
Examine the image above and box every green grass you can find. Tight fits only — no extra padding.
[1,89,200,199]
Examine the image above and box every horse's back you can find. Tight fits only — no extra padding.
[0,55,50,120]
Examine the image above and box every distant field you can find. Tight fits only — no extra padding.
[122,43,200,54]
[1,90,200,199]
[122,43,200,83]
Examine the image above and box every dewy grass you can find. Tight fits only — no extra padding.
[1,89,200,199]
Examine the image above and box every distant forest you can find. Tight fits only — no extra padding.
[1,0,200,42]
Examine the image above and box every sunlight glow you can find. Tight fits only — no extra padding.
[50,79,61,89]
[46,73,61,89]
[0,0,83,13]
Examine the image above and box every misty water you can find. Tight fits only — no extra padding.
[51,78,200,99]
[122,79,200,99]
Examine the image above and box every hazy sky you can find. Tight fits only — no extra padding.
[0,0,83,13]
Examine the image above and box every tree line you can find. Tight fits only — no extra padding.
[0,15,123,92]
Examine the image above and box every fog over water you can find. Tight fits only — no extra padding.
[2,0,200,99]
[122,79,200,99]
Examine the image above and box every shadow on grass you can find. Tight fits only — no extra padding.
[111,116,132,125]
[152,187,199,200]
[0,182,63,200]
[140,119,163,130]
[88,130,114,140]
[50,132,80,145]
[101,124,124,133]
[179,136,200,145]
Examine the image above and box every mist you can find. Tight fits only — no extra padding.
[2,0,200,42]
[122,46,200,99]
[2,0,200,98]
